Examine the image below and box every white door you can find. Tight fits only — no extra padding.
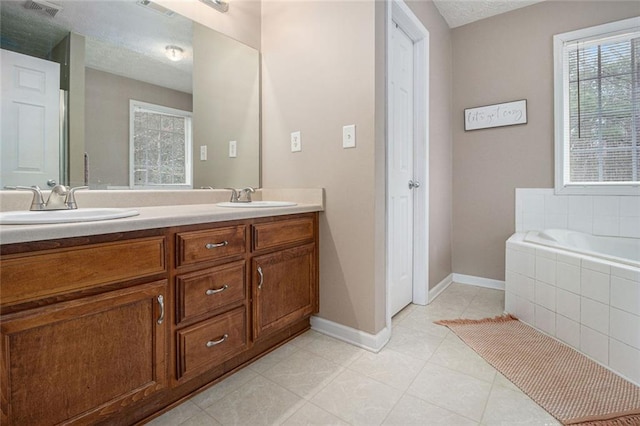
[1,49,60,188]
[389,23,415,316]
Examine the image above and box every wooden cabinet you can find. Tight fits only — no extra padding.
[252,243,317,340]
[252,216,315,251]
[0,212,319,425]
[175,260,246,325]
[251,215,318,340]
[0,280,167,426]
[173,226,250,381]
[0,236,165,308]
[176,225,246,266]
[177,306,248,379]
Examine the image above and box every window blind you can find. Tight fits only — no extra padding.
[564,31,640,184]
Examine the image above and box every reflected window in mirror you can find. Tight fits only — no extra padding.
[130,100,193,189]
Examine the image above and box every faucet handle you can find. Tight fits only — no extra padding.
[241,187,255,202]
[225,188,240,203]
[65,186,88,209]
[4,185,46,210]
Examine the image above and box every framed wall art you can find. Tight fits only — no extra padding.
[464,99,527,131]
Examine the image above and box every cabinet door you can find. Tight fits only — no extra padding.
[252,243,317,340]
[0,281,168,426]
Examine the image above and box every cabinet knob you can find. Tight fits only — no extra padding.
[206,334,229,347]
[205,285,229,295]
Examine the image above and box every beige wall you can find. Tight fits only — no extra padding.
[192,23,260,189]
[84,69,192,188]
[157,0,261,50]
[261,0,452,334]
[262,0,381,334]
[451,1,639,281]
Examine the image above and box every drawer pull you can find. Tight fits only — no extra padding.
[157,295,165,325]
[206,334,229,348]
[205,241,229,249]
[205,285,229,296]
[257,266,264,289]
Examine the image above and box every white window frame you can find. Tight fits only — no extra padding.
[553,17,640,196]
[129,100,193,189]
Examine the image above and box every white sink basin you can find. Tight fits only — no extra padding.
[217,201,297,208]
[0,208,140,225]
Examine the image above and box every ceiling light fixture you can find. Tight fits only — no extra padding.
[165,45,184,62]
[198,0,229,13]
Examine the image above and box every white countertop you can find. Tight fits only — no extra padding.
[0,188,324,245]
[0,203,322,245]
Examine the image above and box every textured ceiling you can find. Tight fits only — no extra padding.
[433,0,546,28]
[0,0,193,93]
[0,0,548,90]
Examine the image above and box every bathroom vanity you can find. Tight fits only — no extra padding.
[0,198,320,425]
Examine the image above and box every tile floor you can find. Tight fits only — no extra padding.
[148,283,560,425]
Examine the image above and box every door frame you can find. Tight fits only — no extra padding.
[386,0,429,329]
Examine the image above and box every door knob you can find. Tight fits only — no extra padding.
[408,180,420,189]
[47,179,57,188]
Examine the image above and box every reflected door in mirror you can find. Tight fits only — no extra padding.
[1,49,60,188]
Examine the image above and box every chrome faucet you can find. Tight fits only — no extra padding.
[225,186,255,203]
[4,185,88,210]
[225,188,241,203]
[239,187,255,202]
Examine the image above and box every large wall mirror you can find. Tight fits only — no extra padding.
[0,0,260,190]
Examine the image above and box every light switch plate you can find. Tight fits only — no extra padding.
[229,140,237,158]
[200,145,207,161]
[291,131,301,152]
[343,124,356,148]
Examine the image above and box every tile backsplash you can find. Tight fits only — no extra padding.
[515,189,640,238]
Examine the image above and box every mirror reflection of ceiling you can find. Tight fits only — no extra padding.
[0,0,193,93]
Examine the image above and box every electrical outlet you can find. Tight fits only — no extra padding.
[343,124,356,148]
[291,131,301,152]
[200,145,207,161]
[229,140,237,158]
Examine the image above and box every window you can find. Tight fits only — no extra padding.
[129,100,192,188]
[554,17,640,195]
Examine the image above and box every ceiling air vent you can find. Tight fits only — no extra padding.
[136,0,175,17]
[24,0,63,17]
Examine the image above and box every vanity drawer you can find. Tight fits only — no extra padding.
[0,237,166,307]
[176,306,247,379]
[176,225,246,266]
[176,261,246,324]
[252,216,315,252]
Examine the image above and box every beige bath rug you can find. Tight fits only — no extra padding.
[434,315,640,426]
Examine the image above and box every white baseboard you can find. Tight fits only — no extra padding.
[310,316,390,353]
[452,273,505,290]
[428,273,453,303]
[310,273,502,352]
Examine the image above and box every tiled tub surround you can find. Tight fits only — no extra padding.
[515,188,640,238]
[505,233,640,385]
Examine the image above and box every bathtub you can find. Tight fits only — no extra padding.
[524,229,640,269]
[505,231,640,385]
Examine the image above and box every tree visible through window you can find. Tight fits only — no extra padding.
[129,100,192,188]
[554,18,640,194]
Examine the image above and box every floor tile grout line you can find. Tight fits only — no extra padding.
[477,365,502,425]
[151,284,518,426]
